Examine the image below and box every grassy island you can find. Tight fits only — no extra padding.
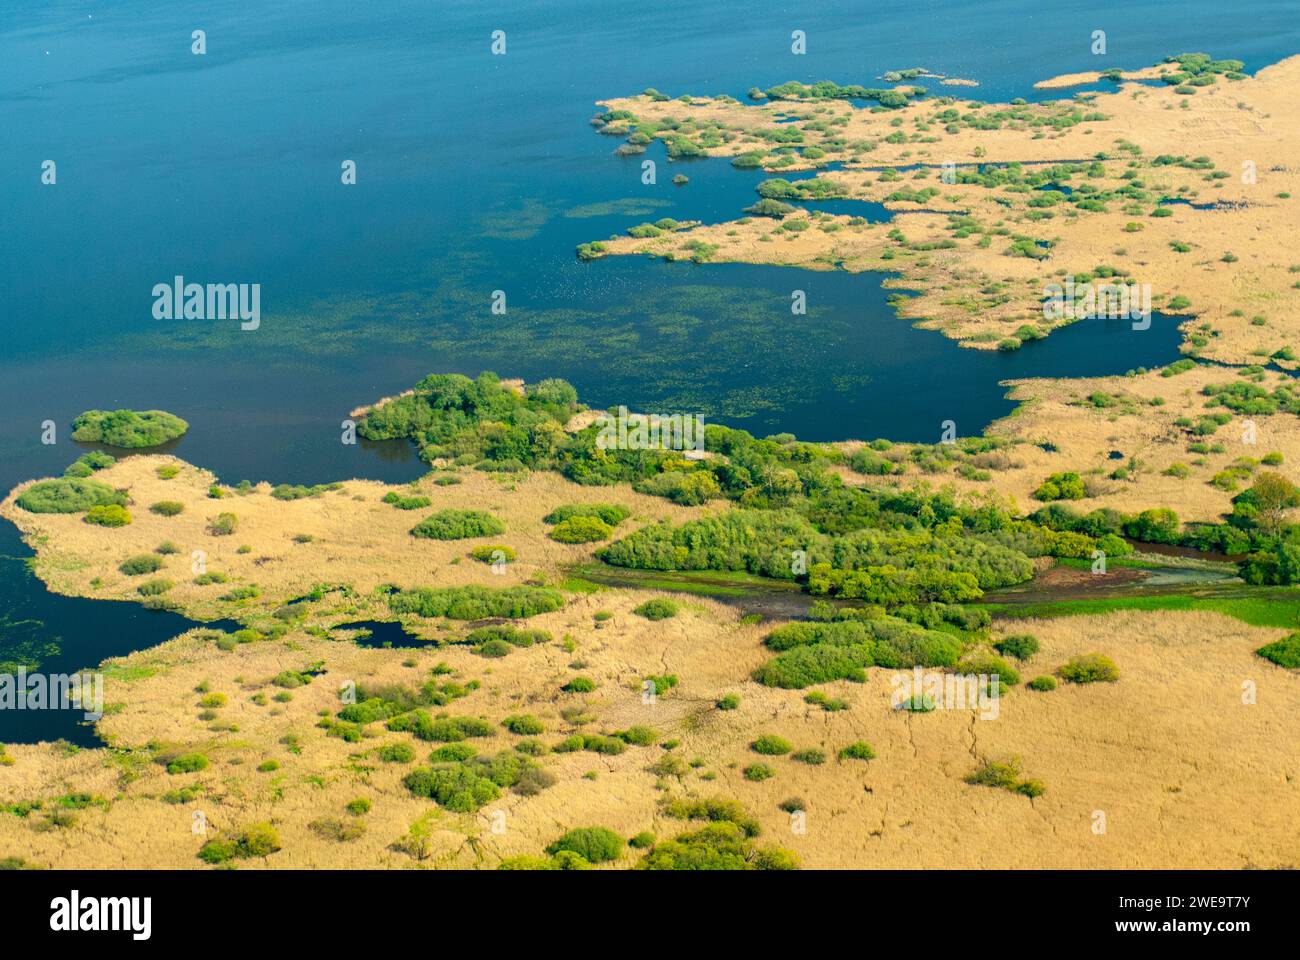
[72,409,189,448]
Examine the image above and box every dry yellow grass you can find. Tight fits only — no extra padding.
[0,454,713,623]
[1,597,1295,869]
[835,362,1300,523]
[2,449,1296,868]
[1034,66,1168,89]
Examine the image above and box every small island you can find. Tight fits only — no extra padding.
[71,408,190,448]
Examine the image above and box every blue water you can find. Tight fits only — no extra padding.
[0,522,242,746]
[1,0,1296,742]
[334,620,432,649]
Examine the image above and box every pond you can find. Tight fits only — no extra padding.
[0,523,241,747]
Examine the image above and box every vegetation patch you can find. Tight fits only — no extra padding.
[84,504,131,527]
[633,598,679,620]
[403,751,548,811]
[546,827,624,863]
[1058,653,1120,684]
[71,409,188,448]
[119,554,165,576]
[197,823,281,864]
[410,509,505,540]
[469,545,516,564]
[1255,633,1300,669]
[751,734,792,756]
[16,479,126,514]
[382,492,431,510]
[387,585,564,620]
[965,758,1044,798]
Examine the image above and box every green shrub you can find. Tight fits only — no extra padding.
[272,667,318,689]
[502,714,545,735]
[544,503,631,527]
[477,638,511,658]
[615,725,658,746]
[838,741,875,761]
[554,733,624,755]
[644,674,679,696]
[402,751,533,811]
[716,693,740,710]
[469,544,516,564]
[166,753,209,775]
[137,578,174,596]
[346,798,372,816]
[744,198,796,218]
[641,802,798,870]
[562,677,597,693]
[157,465,180,479]
[387,585,564,620]
[63,451,115,477]
[956,651,1020,686]
[965,759,1020,789]
[629,831,656,849]
[197,823,280,863]
[751,734,792,756]
[84,504,132,527]
[755,642,873,688]
[16,479,126,514]
[1034,472,1086,501]
[150,500,184,517]
[546,827,624,863]
[804,691,848,712]
[387,712,494,742]
[1027,675,1058,692]
[1015,779,1045,798]
[208,512,238,536]
[71,409,189,448]
[378,742,415,763]
[850,447,896,475]
[429,744,476,762]
[463,625,550,649]
[791,748,825,765]
[549,516,613,543]
[633,598,679,621]
[1058,653,1120,683]
[271,483,342,501]
[1256,633,1300,669]
[993,634,1040,660]
[410,509,504,540]
[119,554,165,576]
[743,763,774,781]
[381,492,432,510]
